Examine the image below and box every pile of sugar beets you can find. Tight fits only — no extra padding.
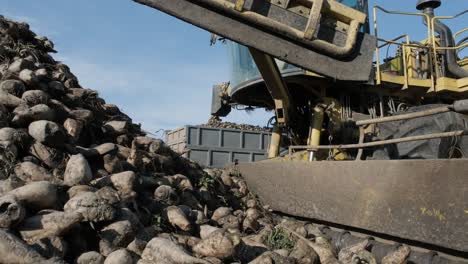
[0,16,412,264]
[203,116,271,133]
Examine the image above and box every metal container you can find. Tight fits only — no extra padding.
[165,125,272,168]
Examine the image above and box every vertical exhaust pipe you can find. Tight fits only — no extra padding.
[416,0,468,78]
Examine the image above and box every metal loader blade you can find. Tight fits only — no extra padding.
[134,0,376,81]
[238,159,468,253]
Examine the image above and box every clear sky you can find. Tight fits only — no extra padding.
[2,0,466,136]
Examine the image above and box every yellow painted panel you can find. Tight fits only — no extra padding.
[436,77,468,93]
[458,78,468,89]
[380,73,432,88]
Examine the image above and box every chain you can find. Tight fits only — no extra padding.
[328,136,334,160]
[327,122,334,160]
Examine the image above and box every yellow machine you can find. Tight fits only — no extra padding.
[135,0,468,257]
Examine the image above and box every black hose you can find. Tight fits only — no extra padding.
[433,19,468,78]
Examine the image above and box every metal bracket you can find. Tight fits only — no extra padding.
[304,0,324,39]
[235,0,245,11]
[248,48,292,125]
[268,123,282,158]
[272,0,291,9]
[200,0,366,57]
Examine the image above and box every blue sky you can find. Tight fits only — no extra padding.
[2,0,466,136]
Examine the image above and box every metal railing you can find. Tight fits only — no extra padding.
[373,6,435,90]
[377,34,411,88]
[454,28,468,40]
[430,10,468,74]
[373,6,468,91]
[455,28,468,58]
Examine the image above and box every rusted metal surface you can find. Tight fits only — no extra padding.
[134,0,376,81]
[239,159,468,252]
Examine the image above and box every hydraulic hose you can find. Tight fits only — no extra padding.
[433,19,468,77]
[423,7,468,78]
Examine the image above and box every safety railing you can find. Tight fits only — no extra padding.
[454,28,468,40]
[455,28,468,58]
[373,6,435,90]
[430,10,468,71]
[377,34,411,88]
